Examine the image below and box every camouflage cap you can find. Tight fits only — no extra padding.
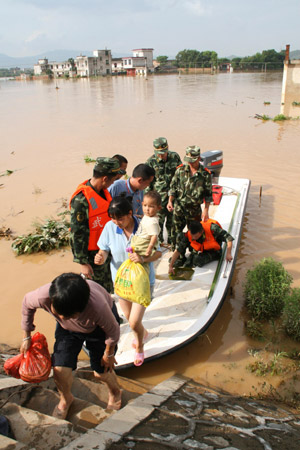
[184,145,201,163]
[153,137,169,154]
[94,157,121,174]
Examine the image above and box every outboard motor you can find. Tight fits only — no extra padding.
[201,150,223,183]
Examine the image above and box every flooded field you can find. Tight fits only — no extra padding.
[1,72,300,397]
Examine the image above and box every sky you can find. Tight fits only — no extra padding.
[1,0,299,58]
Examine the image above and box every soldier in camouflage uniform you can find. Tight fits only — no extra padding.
[145,137,182,245]
[70,157,122,293]
[168,220,234,272]
[167,146,213,249]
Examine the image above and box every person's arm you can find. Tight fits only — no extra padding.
[94,249,109,265]
[129,248,162,264]
[168,250,181,274]
[145,235,158,256]
[70,195,94,278]
[20,284,51,354]
[101,344,117,373]
[225,240,233,262]
[202,202,210,222]
[167,195,175,212]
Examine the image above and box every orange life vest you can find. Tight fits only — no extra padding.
[186,219,221,252]
[70,180,112,251]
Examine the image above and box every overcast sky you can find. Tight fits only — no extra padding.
[1,0,299,58]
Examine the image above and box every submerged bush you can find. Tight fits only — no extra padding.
[244,258,292,320]
[283,288,300,341]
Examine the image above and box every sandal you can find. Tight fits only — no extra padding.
[134,351,144,367]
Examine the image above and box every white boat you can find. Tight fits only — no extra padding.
[115,175,251,370]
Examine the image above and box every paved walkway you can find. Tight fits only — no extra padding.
[62,375,300,450]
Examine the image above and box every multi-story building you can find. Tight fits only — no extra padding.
[122,48,154,75]
[34,50,112,78]
[76,50,112,77]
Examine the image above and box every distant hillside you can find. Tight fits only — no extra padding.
[0,49,126,69]
[290,50,300,59]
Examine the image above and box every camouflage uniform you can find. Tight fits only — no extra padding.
[168,146,213,248]
[70,157,121,293]
[175,223,234,268]
[146,137,182,244]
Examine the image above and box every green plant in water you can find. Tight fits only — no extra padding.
[264,101,271,105]
[292,101,300,106]
[245,320,265,341]
[11,216,70,255]
[283,288,300,341]
[273,114,290,121]
[244,257,292,320]
[84,155,96,163]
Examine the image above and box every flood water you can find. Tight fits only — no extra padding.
[1,72,300,396]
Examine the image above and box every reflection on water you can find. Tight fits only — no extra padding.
[1,72,300,395]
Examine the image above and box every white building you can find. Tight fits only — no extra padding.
[34,50,112,78]
[121,48,154,75]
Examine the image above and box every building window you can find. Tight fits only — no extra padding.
[124,60,127,65]
[106,60,109,65]
[129,59,132,65]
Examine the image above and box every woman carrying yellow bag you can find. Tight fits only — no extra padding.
[94,197,162,366]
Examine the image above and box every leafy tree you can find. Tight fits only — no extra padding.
[68,58,76,72]
[156,55,168,65]
[45,68,53,79]
[175,49,202,67]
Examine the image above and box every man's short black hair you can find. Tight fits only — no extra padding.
[49,273,90,318]
[113,154,128,165]
[188,221,203,235]
[132,164,155,181]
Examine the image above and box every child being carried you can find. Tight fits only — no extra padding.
[130,191,162,265]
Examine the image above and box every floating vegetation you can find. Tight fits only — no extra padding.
[0,227,14,239]
[247,351,289,377]
[263,101,271,105]
[11,216,70,255]
[254,113,299,122]
[0,169,14,177]
[292,101,300,106]
[84,155,96,163]
[273,114,289,121]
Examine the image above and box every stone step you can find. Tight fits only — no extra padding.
[1,402,81,450]
[0,434,28,450]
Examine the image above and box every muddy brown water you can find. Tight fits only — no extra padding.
[1,72,300,397]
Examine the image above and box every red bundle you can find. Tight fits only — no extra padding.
[4,332,52,383]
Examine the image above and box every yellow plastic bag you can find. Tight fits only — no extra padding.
[114,259,151,307]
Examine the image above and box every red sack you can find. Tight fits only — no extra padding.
[3,353,23,379]
[4,332,52,383]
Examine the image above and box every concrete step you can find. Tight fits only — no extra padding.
[0,360,153,450]
[0,434,28,450]
[1,402,81,449]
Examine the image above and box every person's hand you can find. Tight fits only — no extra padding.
[101,353,117,373]
[167,200,173,212]
[20,336,31,355]
[168,264,175,275]
[129,252,143,264]
[145,247,152,257]
[80,263,94,279]
[226,251,233,262]
[94,252,104,265]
